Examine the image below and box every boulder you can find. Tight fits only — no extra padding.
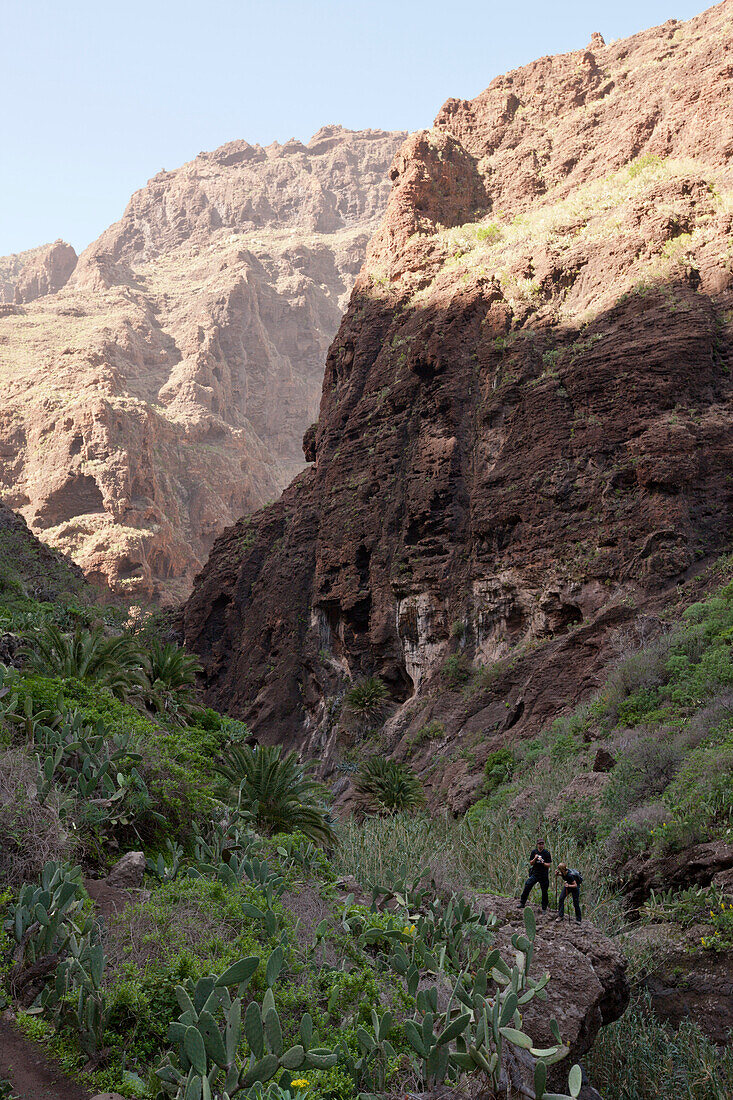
[621,840,733,911]
[106,851,145,889]
[712,865,733,897]
[474,895,629,1066]
[593,747,616,773]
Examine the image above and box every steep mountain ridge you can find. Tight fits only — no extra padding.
[183,1,733,805]
[0,126,405,601]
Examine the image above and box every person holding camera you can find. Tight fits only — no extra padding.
[519,837,552,912]
[555,863,583,923]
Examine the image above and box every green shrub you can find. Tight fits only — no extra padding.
[441,655,472,688]
[627,153,663,179]
[483,747,514,794]
[411,719,444,745]
[354,758,424,814]
[475,223,501,243]
[602,735,682,819]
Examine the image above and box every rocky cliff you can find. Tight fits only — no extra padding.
[183,2,733,801]
[0,126,405,601]
[12,240,78,303]
[0,244,53,303]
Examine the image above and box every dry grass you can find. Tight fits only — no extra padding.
[0,748,74,889]
[104,884,244,976]
[411,156,731,322]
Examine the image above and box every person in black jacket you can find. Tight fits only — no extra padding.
[555,863,582,923]
[519,838,552,912]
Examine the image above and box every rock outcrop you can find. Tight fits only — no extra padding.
[0,244,51,303]
[183,3,733,800]
[0,496,84,603]
[0,127,405,601]
[12,240,77,303]
[621,839,733,912]
[477,896,629,1067]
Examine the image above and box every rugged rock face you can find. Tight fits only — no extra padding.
[0,244,50,303]
[0,126,405,601]
[12,240,77,303]
[183,3,733,799]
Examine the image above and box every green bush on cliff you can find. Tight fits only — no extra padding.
[344,675,389,719]
[483,747,515,793]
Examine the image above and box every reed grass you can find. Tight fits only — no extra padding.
[587,989,733,1100]
[333,810,624,933]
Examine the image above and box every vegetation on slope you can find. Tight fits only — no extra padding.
[0,517,731,1099]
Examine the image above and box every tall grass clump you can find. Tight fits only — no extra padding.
[587,989,733,1100]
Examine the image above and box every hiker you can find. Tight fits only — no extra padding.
[555,863,582,923]
[519,838,552,912]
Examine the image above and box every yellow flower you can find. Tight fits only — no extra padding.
[710,910,715,917]
[291,1080,310,1089]
[403,924,415,935]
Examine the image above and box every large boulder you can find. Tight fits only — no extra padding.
[475,895,629,1067]
[621,840,733,911]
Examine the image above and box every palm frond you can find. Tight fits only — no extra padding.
[215,744,335,846]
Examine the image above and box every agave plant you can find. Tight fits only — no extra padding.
[141,639,202,724]
[215,744,336,846]
[21,625,145,700]
[354,757,424,814]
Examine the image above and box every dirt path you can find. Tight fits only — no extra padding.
[0,1017,93,1100]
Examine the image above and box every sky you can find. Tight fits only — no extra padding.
[0,0,712,257]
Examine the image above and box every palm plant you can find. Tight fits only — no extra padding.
[345,676,389,721]
[140,639,202,724]
[215,744,336,846]
[21,625,145,700]
[354,757,424,814]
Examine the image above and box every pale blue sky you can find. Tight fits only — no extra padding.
[1,0,711,256]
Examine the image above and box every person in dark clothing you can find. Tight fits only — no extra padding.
[519,838,552,912]
[555,863,582,923]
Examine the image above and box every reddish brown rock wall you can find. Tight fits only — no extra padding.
[184,3,733,796]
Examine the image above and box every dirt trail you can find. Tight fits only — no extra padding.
[0,1017,93,1100]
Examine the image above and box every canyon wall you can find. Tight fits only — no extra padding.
[0,126,405,601]
[183,2,733,804]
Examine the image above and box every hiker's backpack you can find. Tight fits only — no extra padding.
[569,868,583,885]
